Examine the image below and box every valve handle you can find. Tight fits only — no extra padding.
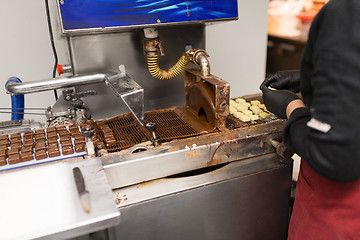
[146,122,157,132]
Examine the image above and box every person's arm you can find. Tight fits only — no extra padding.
[283,0,360,182]
[286,99,306,118]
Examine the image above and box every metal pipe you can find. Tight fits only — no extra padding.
[5,77,25,120]
[0,111,46,116]
[271,139,294,159]
[143,28,211,80]
[186,49,211,77]
[5,73,118,95]
[197,53,211,77]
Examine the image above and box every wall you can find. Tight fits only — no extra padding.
[206,0,269,98]
[0,0,268,123]
[0,0,68,122]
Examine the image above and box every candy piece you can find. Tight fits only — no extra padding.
[234,104,248,112]
[35,150,47,160]
[8,154,21,164]
[0,135,8,141]
[233,112,245,119]
[229,106,237,114]
[259,112,270,119]
[250,106,263,115]
[235,98,246,103]
[250,114,259,121]
[241,102,251,108]
[242,110,253,116]
[250,100,261,105]
[75,144,85,153]
[239,115,251,122]
[48,147,60,158]
[21,152,34,162]
[62,146,74,155]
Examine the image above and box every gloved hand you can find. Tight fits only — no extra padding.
[260,85,300,119]
[262,70,301,93]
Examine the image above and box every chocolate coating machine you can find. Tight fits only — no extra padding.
[0,1,292,239]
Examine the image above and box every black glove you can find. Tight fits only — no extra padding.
[262,70,301,93]
[260,85,300,119]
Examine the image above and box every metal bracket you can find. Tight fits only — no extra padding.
[185,69,230,131]
[0,119,22,128]
[105,68,144,125]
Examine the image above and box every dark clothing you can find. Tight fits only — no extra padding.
[283,0,360,182]
[285,1,360,238]
[289,160,360,240]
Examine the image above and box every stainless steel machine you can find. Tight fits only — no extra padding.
[0,1,292,239]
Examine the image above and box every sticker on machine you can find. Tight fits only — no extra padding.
[307,118,332,133]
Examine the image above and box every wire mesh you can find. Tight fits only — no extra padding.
[94,110,202,152]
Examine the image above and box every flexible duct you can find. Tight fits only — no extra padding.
[147,54,190,80]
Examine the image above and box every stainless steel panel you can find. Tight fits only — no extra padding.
[110,154,292,240]
[105,73,144,125]
[0,157,120,240]
[73,153,292,240]
[102,120,285,189]
[68,25,205,120]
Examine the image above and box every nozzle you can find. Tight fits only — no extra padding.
[146,122,160,146]
[143,28,164,56]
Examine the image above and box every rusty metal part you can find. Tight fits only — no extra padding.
[96,142,108,157]
[186,49,210,77]
[92,90,284,159]
[143,34,209,80]
[93,107,213,153]
[145,122,160,146]
[102,119,286,189]
[143,31,192,81]
[271,139,294,159]
[143,37,164,56]
[185,69,230,131]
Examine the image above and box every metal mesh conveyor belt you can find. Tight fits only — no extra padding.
[144,111,199,140]
[93,95,281,153]
[226,115,278,129]
[94,109,203,153]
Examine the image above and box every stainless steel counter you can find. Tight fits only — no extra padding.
[73,153,292,240]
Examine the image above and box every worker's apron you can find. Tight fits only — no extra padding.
[288,160,360,240]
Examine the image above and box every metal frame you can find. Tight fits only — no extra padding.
[56,1,238,36]
[185,69,230,131]
[102,119,286,189]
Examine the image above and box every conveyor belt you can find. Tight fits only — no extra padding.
[94,108,204,153]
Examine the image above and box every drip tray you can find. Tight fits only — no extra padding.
[94,106,215,152]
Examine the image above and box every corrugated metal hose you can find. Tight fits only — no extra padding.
[147,54,190,80]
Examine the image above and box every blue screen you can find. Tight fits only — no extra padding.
[58,0,238,32]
